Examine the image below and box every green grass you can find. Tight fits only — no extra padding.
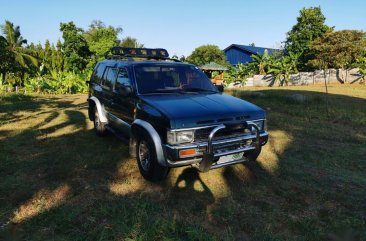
[0,84,365,241]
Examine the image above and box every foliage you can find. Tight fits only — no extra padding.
[224,63,256,84]
[309,30,366,71]
[60,22,91,73]
[0,35,11,83]
[186,45,228,67]
[353,57,366,84]
[120,36,144,48]
[0,20,38,85]
[179,55,186,62]
[84,20,122,60]
[285,7,333,70]
[0,20,145,94]
[268,55,298,86]
[251,49,270,75]
[24,71,89,94]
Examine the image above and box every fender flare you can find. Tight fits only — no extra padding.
[131,119,166,167]
[88,96,108,123]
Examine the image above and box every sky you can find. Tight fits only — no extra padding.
[1,0,365,57]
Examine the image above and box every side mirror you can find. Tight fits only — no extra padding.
[119,85,133,97]
[216,84,224,93]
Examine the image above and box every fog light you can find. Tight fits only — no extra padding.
[179,149,197,158]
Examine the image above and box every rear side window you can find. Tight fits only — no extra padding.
[102,67,117,90]
[116,68,131,86]
[92,63,106,84]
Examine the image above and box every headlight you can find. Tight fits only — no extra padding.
[167,130,194,144]
[252,120,266,131]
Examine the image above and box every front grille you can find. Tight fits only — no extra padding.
[195,126,251,142]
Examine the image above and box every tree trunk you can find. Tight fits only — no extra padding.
[1,71,5,84]
[20,71,25,87]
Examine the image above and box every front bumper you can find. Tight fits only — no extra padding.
[164,122,268,171]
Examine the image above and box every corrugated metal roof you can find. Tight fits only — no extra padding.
[224,44,278,55]
[199,62,227,71]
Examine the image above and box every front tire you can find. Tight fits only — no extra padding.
[93,107,107,136]
[136,130,169,181]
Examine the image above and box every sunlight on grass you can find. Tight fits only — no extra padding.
[11,184,70,224]
[258,130,293,174]
[109,158,165,197]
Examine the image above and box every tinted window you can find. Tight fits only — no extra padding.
[103,67,117,89]
[116,68,131,86]
[93,63,106,84]
[134,65,217,94]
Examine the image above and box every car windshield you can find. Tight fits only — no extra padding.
[134,64,218,94]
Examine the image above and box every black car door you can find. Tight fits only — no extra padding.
[101,66,117,114]
[90,63,106,101]
[110,67,135,130]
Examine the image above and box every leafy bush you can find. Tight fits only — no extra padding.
[24,71,89,94]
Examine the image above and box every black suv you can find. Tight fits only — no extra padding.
[87,47,268,181]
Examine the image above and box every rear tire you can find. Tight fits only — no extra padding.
[93,107,107,136]
[136,130,169,181]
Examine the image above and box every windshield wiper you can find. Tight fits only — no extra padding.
[142,89,180,95]
[180,87,218,93]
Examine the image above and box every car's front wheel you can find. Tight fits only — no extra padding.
[136,131,169,181]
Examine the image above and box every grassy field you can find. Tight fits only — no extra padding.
[0,84,365,241]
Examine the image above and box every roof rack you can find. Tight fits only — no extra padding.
[109,47,181,62]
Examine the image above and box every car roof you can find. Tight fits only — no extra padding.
[97,59,192,67]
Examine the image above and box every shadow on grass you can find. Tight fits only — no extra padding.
[0,89,365,241]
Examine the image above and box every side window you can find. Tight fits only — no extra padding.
[93,63,106,84]
[116,68,131,86]
[102,67,117,89]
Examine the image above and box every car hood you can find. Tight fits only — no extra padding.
[139,93,265,129]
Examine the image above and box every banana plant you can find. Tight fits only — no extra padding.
[251,49,270,75]
[268,56,295,86]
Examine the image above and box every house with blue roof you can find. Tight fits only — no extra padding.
[224,44,279,65]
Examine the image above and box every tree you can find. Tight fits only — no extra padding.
[179,55,186,62]
[353,57,366,84]
[50,40,64,73]
[60,21,90,72]
[0,35,11,83]
[84,20,122,60]
[186,45,228,67]
[120,36,144,48]
[285,7,333,70]
[309,30,366,82]
[1,20,38,85]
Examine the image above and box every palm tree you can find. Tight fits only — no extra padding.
[1,20,38,85]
